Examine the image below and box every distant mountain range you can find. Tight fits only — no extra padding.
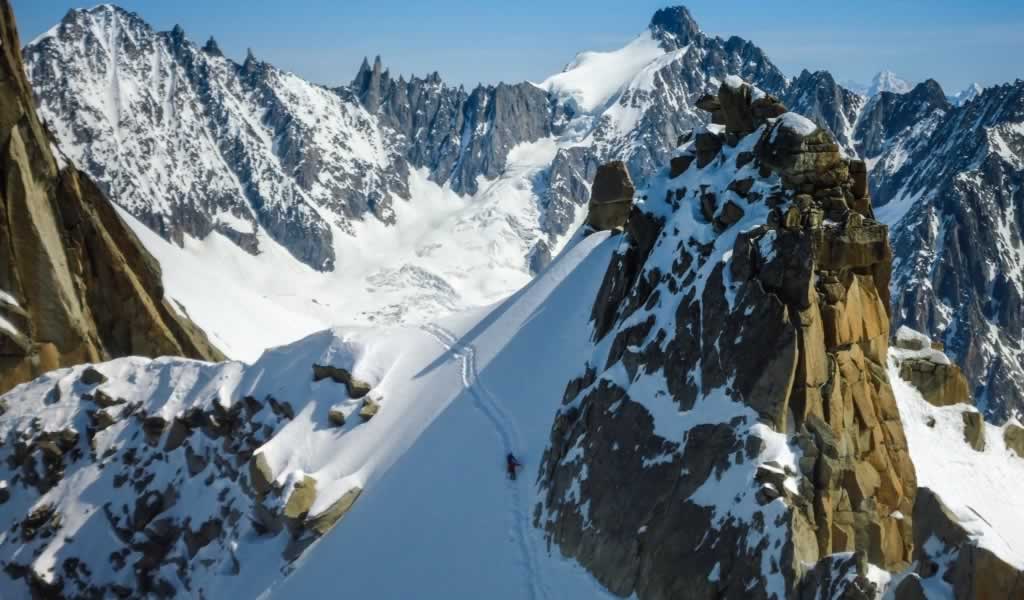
[22,4,1024,419]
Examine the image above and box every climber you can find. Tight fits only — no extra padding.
[506,453,521,480]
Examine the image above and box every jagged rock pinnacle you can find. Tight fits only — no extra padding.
[649,5,701,49]
[203,36,223,57]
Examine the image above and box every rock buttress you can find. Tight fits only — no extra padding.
[0,0,222,393]
[538,78,916,599]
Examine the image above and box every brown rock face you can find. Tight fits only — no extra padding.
[1005,424,1024,458]
[962,412,986,451]
[898,358,970,407]
[0,0,222,393]
[539,81,915,599]
[892,327,971,407]
[586,161,635,230]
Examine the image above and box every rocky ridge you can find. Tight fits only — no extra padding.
[537,76,1024,599]
[0,329,383,598]
[0,0,221,395]
[538,78,915,598]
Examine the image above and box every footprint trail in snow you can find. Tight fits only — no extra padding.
[420,323,551,600]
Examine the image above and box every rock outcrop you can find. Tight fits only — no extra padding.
[892,326,971,407]
[1006,423,1024,458]
[586,161,635,230]
[312,364,372,398]
[0,0,222,394]
[539,78,915,599]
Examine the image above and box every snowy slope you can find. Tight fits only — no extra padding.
[0,226,624,598]
[891,360,1024,572]
[120,142,573,361]
[539,32,667,113]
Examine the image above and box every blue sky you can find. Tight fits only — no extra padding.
[12,1,1024,94]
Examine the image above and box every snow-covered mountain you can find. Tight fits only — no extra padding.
[3,73,1022,599]
[867,70,914,96]
[949,82,984,106]
[21,4,1024,421]
[873,81,1024,421]
[23,5,790,359]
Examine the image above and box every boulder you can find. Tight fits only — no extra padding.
[80,367,107,386]
[891,574,927,600]
[91,389,124,408]
[695,131,723,168]
[716,201,745,229]
[328,407,346,427]
[700,191,717,223]
[1003,424,1024,458]
[185,445,208,476]
[727,177,755,197]
[718,79,755,135]
[849,159,868,199]
[669,154,695,178]
[962,411,986,451]
[163,418,191,452]
[586,161,635,230]
[751,96,787,122]
[305,487,363,535]
[695,93,721,112]
[898,358,970,407]
[913,487,1024,599]
[90,408,117,431]
[142,415,167,445]
[784,205,802,229]
[312,364,372,398]
[359,397,380,421]
[282,475,317,519]
[893,327,929,351]
[249,452,275,496]
[950,545,1024,600]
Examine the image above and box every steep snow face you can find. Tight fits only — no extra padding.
[0,229,625,599]
[539,32,667,113]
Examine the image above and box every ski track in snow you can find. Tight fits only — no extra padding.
[419,322,551,600]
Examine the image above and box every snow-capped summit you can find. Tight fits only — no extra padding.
[867,69,913,96]
[950,81,984,105]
